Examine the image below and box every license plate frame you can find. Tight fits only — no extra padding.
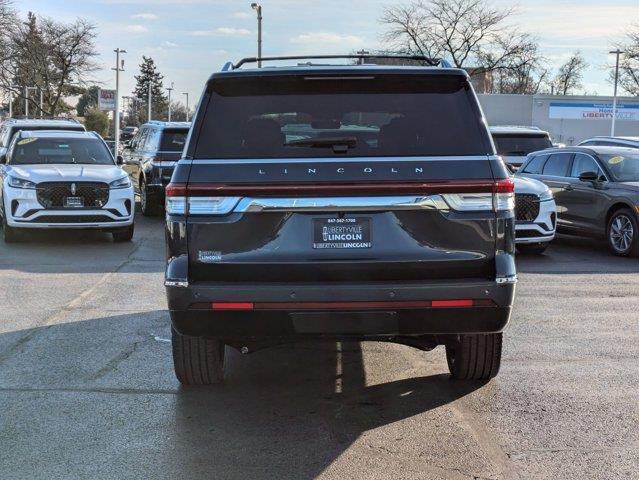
[64,196,84,208]
[313,217,371,250]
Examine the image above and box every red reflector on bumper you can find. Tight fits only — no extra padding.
[211,302,254,311]
[431,299,474,308]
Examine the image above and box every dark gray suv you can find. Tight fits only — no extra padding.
[519,146,639,256]
[164,55,516,385]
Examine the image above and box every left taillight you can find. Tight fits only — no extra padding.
[165,183,240,216]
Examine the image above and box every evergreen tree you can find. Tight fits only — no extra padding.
[76,85,100,117]
[132,56,168,122]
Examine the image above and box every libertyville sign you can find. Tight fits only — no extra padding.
[549,101,639,122]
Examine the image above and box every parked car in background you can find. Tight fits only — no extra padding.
[0,130,134,243]
[0,119,86,158]
[164,55,517,385]
[120,126,138,142]
[490,126,553,169]
[519,146,639,256]
[579,136,639,149]
[513,175,556,254]
[121,121,190,216]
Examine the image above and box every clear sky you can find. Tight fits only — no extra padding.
[16,0,639,107]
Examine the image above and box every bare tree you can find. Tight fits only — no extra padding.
[552,52,587,95]
[613,27,639,96]
[380,0,544,87]
[0,12,98,116]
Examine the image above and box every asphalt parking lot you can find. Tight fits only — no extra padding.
[0,214,638,480]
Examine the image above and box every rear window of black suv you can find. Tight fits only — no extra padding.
[192,73,491,159]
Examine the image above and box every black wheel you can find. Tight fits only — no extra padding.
[607,209,639,257]
[1,210,19,243]
[446,333,502,380]
[112,223,134,242]
[517,242,549,255]
[171,327,225,385]
[139,178,158,216]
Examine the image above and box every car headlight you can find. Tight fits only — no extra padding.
[109,176,131,189]
[539,189,553,201]
[8,176,36,189]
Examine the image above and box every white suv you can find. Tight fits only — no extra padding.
[0,130,134,242]
[513,175,556,254]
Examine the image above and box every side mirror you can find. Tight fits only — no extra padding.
[116,155,124,165]
[505,163,517,174]
[578,171,598,182]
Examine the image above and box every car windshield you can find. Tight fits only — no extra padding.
[193,74,490,159]
[492,134,552,156]
[601,153,639,182]
[9,137,114,165]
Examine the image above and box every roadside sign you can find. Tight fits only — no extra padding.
[98,89,116,111]
[549,101,639,122]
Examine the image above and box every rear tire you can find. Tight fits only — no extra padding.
[112,223,134,242]
[446,333,502,380]
[171,327,225,385]
[517,242,549,255]
[607,208,639,257]
[139,178,158,216]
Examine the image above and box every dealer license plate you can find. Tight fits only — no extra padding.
[313,217,371,249]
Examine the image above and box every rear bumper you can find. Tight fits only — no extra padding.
[167,279,515,339]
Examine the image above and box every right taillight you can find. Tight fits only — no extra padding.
[165,183,240,215]
[492,178,515,212]
[441,178,514,213]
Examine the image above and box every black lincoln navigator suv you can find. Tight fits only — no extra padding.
[165,55,516,385]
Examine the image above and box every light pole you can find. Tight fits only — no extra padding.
[8,86,17,118]
[182,92,189,121]
[39,88,43,118]
[610,49,624,137]
[251,3,262,67]
[113,48,126,158]
[147,81,152,122]
[167,82,174,121]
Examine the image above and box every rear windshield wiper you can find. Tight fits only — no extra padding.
[286,136,357,153]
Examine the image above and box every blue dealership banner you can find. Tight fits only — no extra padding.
[549,101,639,121]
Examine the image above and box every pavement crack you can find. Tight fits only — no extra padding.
[91,340,143,380]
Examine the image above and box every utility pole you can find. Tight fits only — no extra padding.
[147,81,152,122]
[167,82,174,121]
[8,86,17,118]
[182,92,189,121]
[113,48,126,158]
[39,88,43,118]
[610,49,624,137]
[356,49,370,65]
[251,3,262,67]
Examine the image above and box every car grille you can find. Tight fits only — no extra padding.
[27,215,118,223]
[515,194,540,222]
[36,182,109,209]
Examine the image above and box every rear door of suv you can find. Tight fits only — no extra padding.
[174,69,510,285]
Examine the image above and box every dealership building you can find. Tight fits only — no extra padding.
[478,94,639,146]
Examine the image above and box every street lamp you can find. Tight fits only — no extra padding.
[610,49,624,137]
[182,92,189,121]
[167,82,174,122]
[112,48,127,158]
[251,3,262,67]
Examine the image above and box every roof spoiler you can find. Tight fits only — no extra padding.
[224,55,452,71]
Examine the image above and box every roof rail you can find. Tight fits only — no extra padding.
[231,54,446,70]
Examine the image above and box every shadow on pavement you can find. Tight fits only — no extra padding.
[0,312,483,479]
[173,342,482,479]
